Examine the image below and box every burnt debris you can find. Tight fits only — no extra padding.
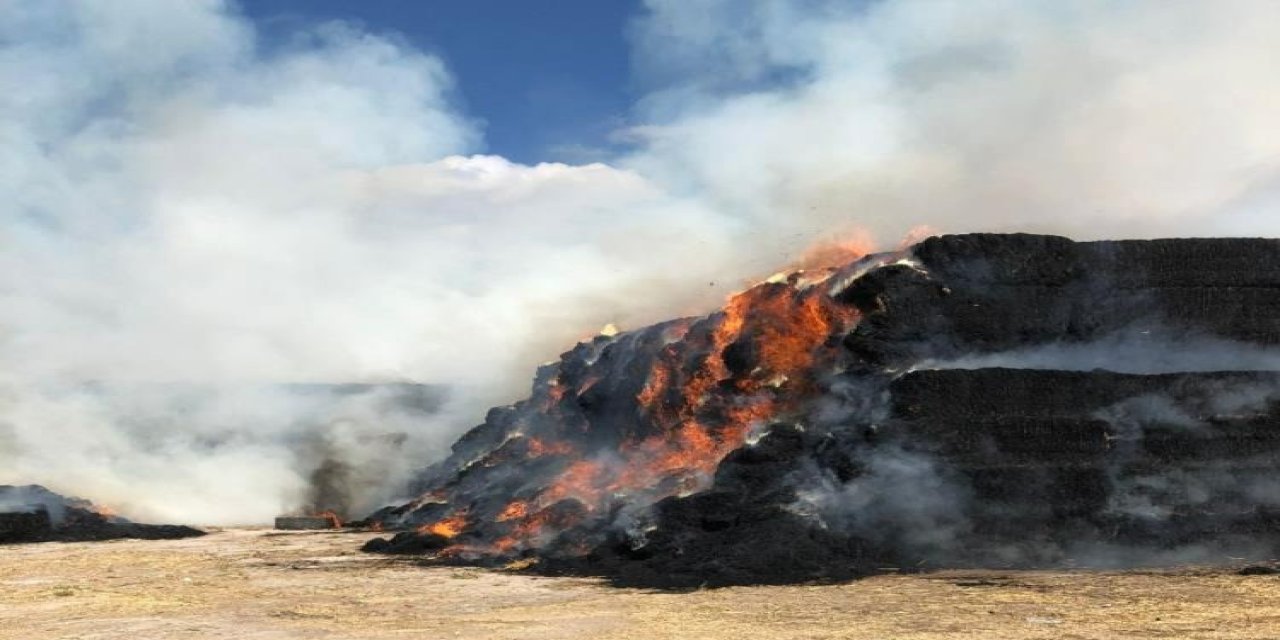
[366,234,1280,587]
[0,485,204,544]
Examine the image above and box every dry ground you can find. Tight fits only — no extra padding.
[3,529,1280,639]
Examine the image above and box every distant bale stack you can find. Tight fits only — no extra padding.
[0,485,204,543]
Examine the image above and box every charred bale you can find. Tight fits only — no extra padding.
[0,485,204,543]
[877,368,1280,563]
[844,235,1280,366]
[0,509,53,543]
[362,531,452,554]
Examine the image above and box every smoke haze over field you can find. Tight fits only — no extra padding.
[5,0,1280,523]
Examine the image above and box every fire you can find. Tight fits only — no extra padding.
[498,260,860,550]
[636,364,671,408]
[899,224,938,249]
[317,511,343,528]
[491,502,591,554]
[789,232,877,272]
[419,511,468,538]
[511,508,560,539]
[734,284,857,380]
[91,504,119,520]
[497,501,529,522]
[539,381,567,411]
[608,421,727,492]
[525,437,574,458]
[392,232,876,557]
[535,460,605,508]
[610,276,859,494]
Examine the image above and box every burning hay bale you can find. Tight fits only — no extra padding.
[364,234,1280,587]
[0,485,204,543]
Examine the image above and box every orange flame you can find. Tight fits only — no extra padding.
[492,503,589,554]
[91,504,119,520]
[500,246,862,548]
[525,437,574,458]
[607,274,861,498]
[636,364,671,408]
[419,511,469,538]
[789,232,877,272]
[536,460,605,508]
[539,381,567,411]
[405,231,876,555]
[497,501,530,522]
[899,224,938,249]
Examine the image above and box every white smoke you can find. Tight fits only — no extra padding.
[5,0,1280,523]
[627,0,1280,243]
[0,0,738,523]
[794,445,972,555]
[919,331,1280,374]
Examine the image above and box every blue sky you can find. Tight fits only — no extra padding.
[238,0,642,164]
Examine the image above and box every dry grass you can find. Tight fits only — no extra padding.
[2,528,1280,639]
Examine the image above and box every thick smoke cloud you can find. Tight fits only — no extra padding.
[6,0,1280,523]
[0,0,736,523]
[628,0,1280,243]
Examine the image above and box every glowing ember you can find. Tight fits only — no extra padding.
[525,437,574,457]
[497,501,529,522]
[535,460,605,509]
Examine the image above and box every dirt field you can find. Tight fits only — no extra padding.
[2,529,1280,639]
